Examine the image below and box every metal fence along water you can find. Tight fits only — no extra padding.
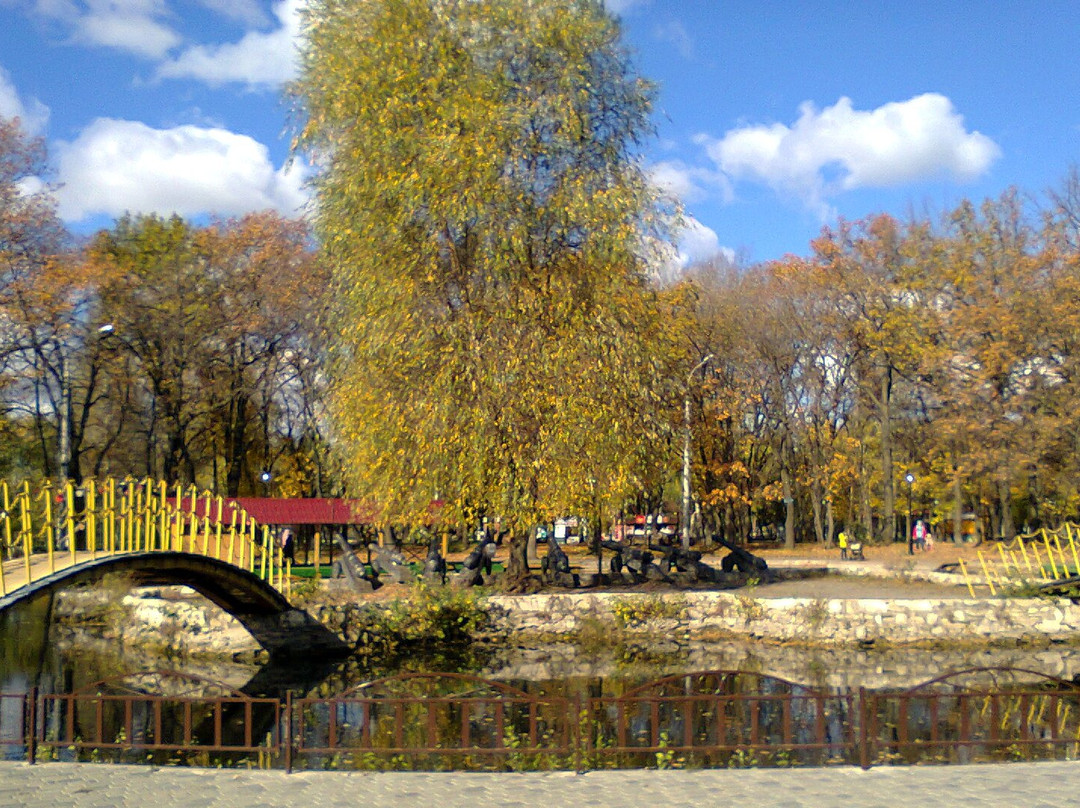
[2,667,1079,771]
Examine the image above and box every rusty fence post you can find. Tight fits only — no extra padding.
[26,687,37,765]
[284,692,293,774]
[858,687,870,770]
[574,697,584,774]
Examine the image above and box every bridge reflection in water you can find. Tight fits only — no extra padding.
[2,667,1078,771]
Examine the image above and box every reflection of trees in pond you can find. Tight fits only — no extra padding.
[588,671,855,767]
[38,671,280,765]
[13,662,1080,770]
[295,673,573,770]
[866,668,1080,764]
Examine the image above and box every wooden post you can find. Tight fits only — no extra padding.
[41,484,57,574]
[958,558,976,597]
[1043,529,1059,579]
[214,496,223,560]
[86,480,97,558]
[20,488,31,585]
[977,551,997,596]
[158,481,168,551]
[261,525,270,581]
[1018,537,1032,574]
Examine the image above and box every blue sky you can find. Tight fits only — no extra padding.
[1,0,1077,266]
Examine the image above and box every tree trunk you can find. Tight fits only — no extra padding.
[860,456,873,544]
[224,389,249,497]
[952,466,963,544]
[998,477,1015,540]
[879,369,896,544]
[810,477,824,544]
[781,461,795,550]
[825,498,835,548]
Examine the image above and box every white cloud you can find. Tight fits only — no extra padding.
[76,0,179,58]
[677,216,731,267]
[155,0,301,89]
[649,159,731,204]
[12,0,180,59]
[193,0,267,27]
[650,215,732,286]
[54,118,309,221]
[0,66,50,134]
[698,94,1001,217]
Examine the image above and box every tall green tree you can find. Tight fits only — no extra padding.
[291,0,677,579]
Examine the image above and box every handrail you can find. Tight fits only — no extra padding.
[0,476,288,601]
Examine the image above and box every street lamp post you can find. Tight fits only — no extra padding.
[260,470,273,496]
[57,351,70,482]
[905,473,915,555]
[682,354,713,552]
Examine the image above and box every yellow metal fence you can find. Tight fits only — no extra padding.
[967,524,1080,596]
[0,477,291,600]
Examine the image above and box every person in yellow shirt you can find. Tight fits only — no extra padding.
[837,529,849,560]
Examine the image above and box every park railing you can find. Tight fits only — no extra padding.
[0,478,291,599]
[964,522,1080,595]
[3,667,1079,771]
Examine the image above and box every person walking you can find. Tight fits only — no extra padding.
[279,528,295,564]
[913,519,926,552]
[838,529,849,561]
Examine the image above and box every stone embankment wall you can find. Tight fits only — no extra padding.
[482,591,1080,646]
[56,585,1080,656]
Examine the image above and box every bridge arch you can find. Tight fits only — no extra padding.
[0,552,348,659]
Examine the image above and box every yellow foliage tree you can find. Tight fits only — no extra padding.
[291,0,679,580]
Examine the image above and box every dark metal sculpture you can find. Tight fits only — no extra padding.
[454,536,496,587]
[369,543,414,584]
[421,539,448,585]
[602,540,664,583]
[712,535,769,574]
[540,540,578,587]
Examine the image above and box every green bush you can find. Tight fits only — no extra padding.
[382,581,490,645]
[610,595,685,629]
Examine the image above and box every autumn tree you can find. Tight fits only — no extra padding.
[291,0,677,579]
[0,116,85,482]
[810,215,929,542]
[83,213,328,492]
[196,213,328,496]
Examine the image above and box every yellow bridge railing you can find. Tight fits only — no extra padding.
[965,523,1080,596]
[0,477,291,601]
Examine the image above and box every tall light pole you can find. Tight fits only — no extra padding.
[57,350,70,482]
[682,354,713,552]
[905,472,915,555]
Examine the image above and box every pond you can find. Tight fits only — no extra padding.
[4,590,1080,770]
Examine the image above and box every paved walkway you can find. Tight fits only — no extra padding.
[0,761,1078,808]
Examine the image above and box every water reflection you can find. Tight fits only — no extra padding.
[6,593,1080,699]
[5,596,1080,769]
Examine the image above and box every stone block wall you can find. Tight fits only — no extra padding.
[483,591,1080,646]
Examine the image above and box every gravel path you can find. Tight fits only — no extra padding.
[1,760,1078,808]
[749,573,970,600]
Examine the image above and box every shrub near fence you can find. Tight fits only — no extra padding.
[3,667,1079,771]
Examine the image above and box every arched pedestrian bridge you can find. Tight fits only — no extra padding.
[0,478,348,659]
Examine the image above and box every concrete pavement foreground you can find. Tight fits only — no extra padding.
[0,761,1077,808]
